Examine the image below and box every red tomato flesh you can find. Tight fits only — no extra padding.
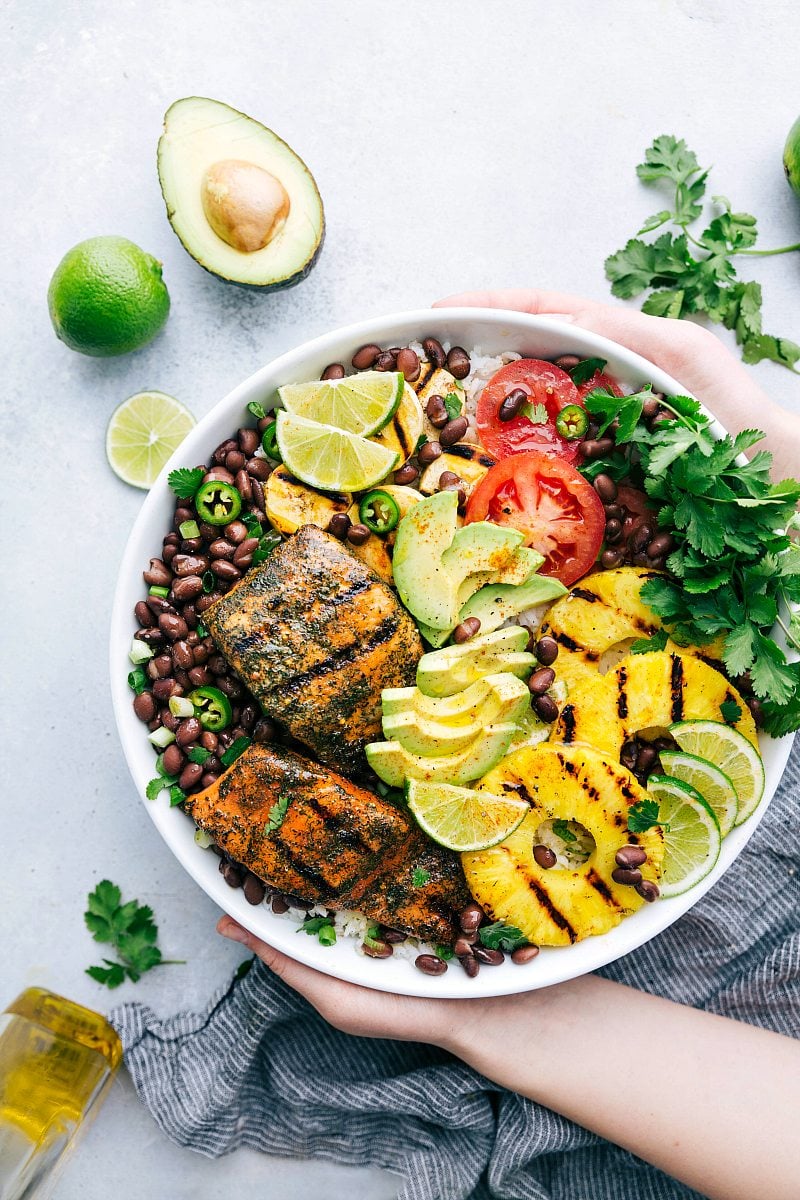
[476,359,585,462]
[575,369,624,403]
[465,452,606,586]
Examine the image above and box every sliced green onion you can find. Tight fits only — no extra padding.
[148,726,176,748]
[169,695,196,718]
[317,924,337,947]
[129,638,154,665]
[194,827,215,848]
[127,667,149,694]
[220,735,252,767]
[435,944,455,961]
[179,519,201,539]
[148,585,170,598]
[202,570,215,593]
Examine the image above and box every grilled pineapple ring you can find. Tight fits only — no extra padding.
[551,649,758,755]
[538,567,726,696]
[462,744,664,946]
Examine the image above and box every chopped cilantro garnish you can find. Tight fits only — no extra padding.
[630,629,669,655]
[478,921,526,953]
[628,798,661,833]
[264,794,290,835]
[167,466,205,500]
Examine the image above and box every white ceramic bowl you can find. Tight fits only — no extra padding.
[110,307,796,998]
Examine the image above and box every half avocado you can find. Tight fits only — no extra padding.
[157,97,324,289]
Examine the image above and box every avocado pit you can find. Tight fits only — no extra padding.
[201,159,290,253]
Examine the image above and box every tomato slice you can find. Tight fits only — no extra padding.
[465,452,606,586]
[476,359,585,463]
[574,368,625,403]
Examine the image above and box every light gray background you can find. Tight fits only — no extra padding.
[3,1,799,1196]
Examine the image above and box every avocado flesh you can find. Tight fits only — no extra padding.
[382,672,525,721]
[158,97,324,289]
[365,724,519,787]
[416,627,535,697]
[382,679,532,756]
[421,572,568,649]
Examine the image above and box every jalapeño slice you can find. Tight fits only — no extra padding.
[261,421,281,461]
[358,489,400,534]
[189,685,233,731]
[555,404,589,440]
[194,480,242,525]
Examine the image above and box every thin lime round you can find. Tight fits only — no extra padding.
[48,236,170,357]
[276,411,399,492]
[658,750,738,837]
[106,391,195,488]
[278,371,403,436]
[669,719,765,825]
[406,778,529,852]
[646,774,722,898]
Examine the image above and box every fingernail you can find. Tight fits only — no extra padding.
[218,919,250,945]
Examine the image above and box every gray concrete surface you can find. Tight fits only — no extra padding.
[3,0,799,1196]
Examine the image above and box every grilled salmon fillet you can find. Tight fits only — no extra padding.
[184,744,469,944]
[205,524,423,777]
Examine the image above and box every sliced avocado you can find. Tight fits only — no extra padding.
[365,724,518,788]
[392,491,460,629]
[158,97,324,289]
[420,557,563,649]
[382,677,531,756]
[442,523,524,576]
[417,627,535,697]
[382,672,530,721]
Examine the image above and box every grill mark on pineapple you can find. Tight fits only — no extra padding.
[670,655,685,722]
[572,587,599,603]
[411,362,435,393]
[552,630,593,656]
[616,666,629,719]
[586,868,621,911]
[446,444,497,469]
[524,872,577,942]
[389,414,413,459]
[559,706,577,743]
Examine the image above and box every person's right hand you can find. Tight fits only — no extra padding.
[434,288,799,480]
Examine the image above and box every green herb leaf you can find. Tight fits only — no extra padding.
[552,818,577,843]
[264,794,290,835]
[435,944,455,961]
[220,736,252,767]
[300,914,337,945]
[247,400,267,419]
[85,881,179,988]
[415,434,428,452]
[627,798,661,833]
[520,401,548,424]
[412,867,431,888]
[167,466,204,500]
[169,785,185,807]
[720,698,743,723]
[479,921,527,953]
[127,668,149,695]
[145,775,175,801]
[196,622,209,639]
[568,357,607,386]
[187,747,211,765]
[443,393,462,421]
[630,629,669,655]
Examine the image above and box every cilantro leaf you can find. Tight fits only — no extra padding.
[443,393,462,421]
[435,944,455,961]
[568,357,607,386]
[636,135,702,186]
[167,466,204,500]
[552,818,577,843]
[627,798,661,833]
[85,881,180,988]
[605,238,659,299]
[584,386,649,442]
[520,401,548,424]
[720,698,743,724]
[412,867,431,888]
[187,746,211,765]
[630,629,669,655]
[247,400,267,419]
[264,794,290,835]
[478,921,527,953]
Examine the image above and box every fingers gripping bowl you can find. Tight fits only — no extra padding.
[110,309,797,999]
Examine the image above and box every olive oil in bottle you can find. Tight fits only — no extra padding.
[0,988,122,1199]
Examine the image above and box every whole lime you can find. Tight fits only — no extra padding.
[783,115,800,197]
[47,236,170,356]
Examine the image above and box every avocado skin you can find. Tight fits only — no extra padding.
[157,96,325,290]
[783,115,800,196]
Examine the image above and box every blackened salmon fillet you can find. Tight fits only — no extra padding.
[204,524,422,777]
[184,743,470,945]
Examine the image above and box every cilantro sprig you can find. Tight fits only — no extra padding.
[627,798,661,833]
[478,921,527,953]
[606,135,800,372]
[84,880,183,989]
[167,466,204,500]
[582,387,800,734]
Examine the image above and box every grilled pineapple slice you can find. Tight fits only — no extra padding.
[551,649,758,755]
[265,465,351,535]
[419,444,497,497]
[372,383,424,464]
[462,743,664,946]
[538,567,726,696]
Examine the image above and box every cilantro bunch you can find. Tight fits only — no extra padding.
[84,880,183,988]
[584,386,800,735]
[606,136,800,372]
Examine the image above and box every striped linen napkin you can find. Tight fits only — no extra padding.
[111,737,799,1199]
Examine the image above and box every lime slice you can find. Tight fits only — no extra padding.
[106,390,195,488]
[646,774,722,898]
[658,750,738,837]
[669,719,765,825]
[278,371,403,436]
[276,411,399,492]
[406,779,529,852]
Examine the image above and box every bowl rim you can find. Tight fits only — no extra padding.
[109,306,796,999]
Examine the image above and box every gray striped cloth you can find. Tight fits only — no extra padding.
[111,737,799,1200]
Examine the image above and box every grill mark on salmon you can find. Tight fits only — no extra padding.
[260,614,402,699]
[670,654,685,722]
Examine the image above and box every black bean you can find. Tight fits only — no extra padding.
[243,873,267,905]
[204,466,235,486]
[240,703,257,731]
[152,678,178,702]
[246,457,272,481]
[234,469,253,503]
[133,691,156,722]
[173,507,193,530]
[200,731,218,752]
[346,523,371,546]
[601,548,624,570]
[453,618,481,643]
[134,600,152,626]
[454,935,477,958]
[605,518,623,543]
[176,717,202,747]
[579,438,614,461]
[528,667,555,696]
[642,396,660,422]
[159,613,189,642]
[459,902,484,935]
[162,743,185,776]
[635,880,660,903]
[620,740,639,770]
[498,388,526,422]
[163,532,180,548]
[394,462,419,484]
[172,640,194,670]
[747,696,764,727]
[612,866,643,886]
[160,708,180,732]
[351,343,381,370]
[422,337,446,367]
[326,513,351,540]
[221,860,244,888]
[636,744,658,775]
[415,953,448,976]
[604,503,624,521]
[473,946,504,966]
[615,845,647,869]
[179,762,204,792]
[253,717,277,743]
[237,429,259,458]
[226,450,246,474]
[143,558,172,587]
[195,592,222,614]
[647,532,674,559]
[136,626,164,645]
[162,544,178,564]
[396,348,421,381]
[533,694,559,723]
[208,654,228,675]
[440,416,468,446]
[446,346,470,379]
[553,354,581,369]
[533,844,557,869]
[381,928,408,944]
[373,351,396,371]
[438,471,462,489]
[171,575,204,602]
[271,894,290,914]
[321,362,346,380]
[188,665,212,687]
[217,676,243,700]
[425,395,449,428]
[594,474,618,504]
[629,525,653,554]
[418,440,442,465]
[363,940,393,959]
[213,439,238,465]
[145,593,175,616]
[173,554,209,577]
[511,944,540,964]
[460,954,480,978]
[534,636,559,666]
[209,538,235,560]
[211,559,241,582]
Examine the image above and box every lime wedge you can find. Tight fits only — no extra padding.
[658,750,738,837]
[276,411,399,492]
[669,719,765,825]
[406,779,529,852]
[278,371,403,436]
[106,390,195,488]
[646,774,722,898]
